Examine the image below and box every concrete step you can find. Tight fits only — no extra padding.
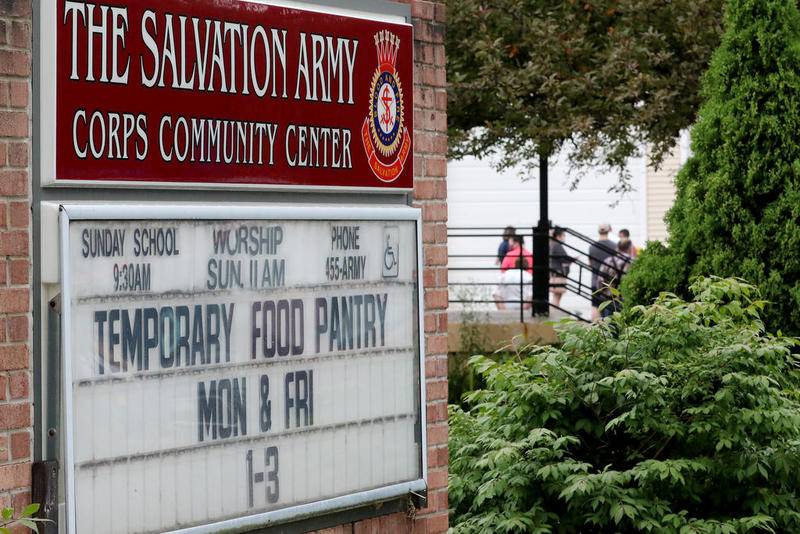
[447,309,569,353]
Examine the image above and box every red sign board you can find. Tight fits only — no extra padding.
[43,0,413,189]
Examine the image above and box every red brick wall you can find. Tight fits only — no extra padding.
[312,1,449,532]
[409,0,448,530]
[0,0,447,532]
[0,0,33,520]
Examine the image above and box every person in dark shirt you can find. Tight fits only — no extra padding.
[496,226,516,265]
[598,239,633,318]
[589,223,616,321]
[549,227,574,308]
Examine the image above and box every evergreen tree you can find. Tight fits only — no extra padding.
[622,0,800,335]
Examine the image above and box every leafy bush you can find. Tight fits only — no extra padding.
[449,289,493,405]
[621,0,800,336]
[619,242,688,309]
[1,503,46,533]
[449,277,800,533]
[449,351,483,407]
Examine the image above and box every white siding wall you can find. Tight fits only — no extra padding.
[448,150,649,318]
[645,146,682,242]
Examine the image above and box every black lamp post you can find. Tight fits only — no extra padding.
[532,152,550,316]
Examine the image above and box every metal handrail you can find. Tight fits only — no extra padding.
[560,226,630,264]
[551,238,627,278]
[448,233,534,238]
[448,225,632,323]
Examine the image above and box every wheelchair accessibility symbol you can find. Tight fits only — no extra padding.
[382,226,399,278]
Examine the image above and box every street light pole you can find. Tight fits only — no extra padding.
[532,152,550,316]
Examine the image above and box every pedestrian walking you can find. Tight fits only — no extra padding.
[501,234,533,274]
[597,239,633,318]
[549,227,574,308]
[496,226,516,265]
[589,223,616,321]
[493,257,533,309]
[618,228,638,258]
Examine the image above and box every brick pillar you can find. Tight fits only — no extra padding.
[0,0,33,519]
[409,0,448,531]
[313,1,449,533]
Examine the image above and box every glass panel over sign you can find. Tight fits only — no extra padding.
[60,207,423,534]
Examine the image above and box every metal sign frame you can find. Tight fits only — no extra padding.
[58,203,427,534]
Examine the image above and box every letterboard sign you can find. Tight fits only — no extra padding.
[40,0,413,189]
[59,204,426,534]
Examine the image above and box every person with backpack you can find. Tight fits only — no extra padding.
[589,223,617,320]
[597,239,633,318]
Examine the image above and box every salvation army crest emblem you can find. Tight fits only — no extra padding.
[362,30,411,182]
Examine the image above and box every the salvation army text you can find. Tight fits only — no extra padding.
[63,2,359,170]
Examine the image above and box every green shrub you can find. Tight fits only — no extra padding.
[619,242,687,309]
[449,351,481,406]
[449,277,800,533]
[0,503,46,534]
[621,0,800,336]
